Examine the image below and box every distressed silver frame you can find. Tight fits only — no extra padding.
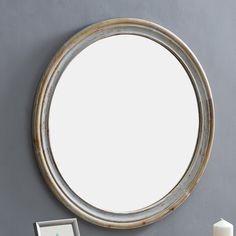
[34,218,80,236]
[32,18,215,229]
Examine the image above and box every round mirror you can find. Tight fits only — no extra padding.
[33,18,214,228]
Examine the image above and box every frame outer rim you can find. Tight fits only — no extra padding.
[32,18,215,229]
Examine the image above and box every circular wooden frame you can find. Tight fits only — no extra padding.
[32,18,214,229]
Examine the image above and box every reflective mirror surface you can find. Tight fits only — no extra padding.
[49,35,199,213]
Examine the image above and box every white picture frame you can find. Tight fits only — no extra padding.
[34,218,80,236]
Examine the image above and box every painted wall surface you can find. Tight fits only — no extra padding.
[0,0,235,235]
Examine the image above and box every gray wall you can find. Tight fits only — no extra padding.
[0,0,235,235]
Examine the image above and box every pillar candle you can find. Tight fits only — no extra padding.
[214,219,233,236]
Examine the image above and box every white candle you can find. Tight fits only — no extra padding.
[214,219,233,236]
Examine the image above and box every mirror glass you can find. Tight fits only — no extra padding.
[48,35,199,213]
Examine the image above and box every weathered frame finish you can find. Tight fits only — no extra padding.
[32,18,215,229]
[34,218,80,236]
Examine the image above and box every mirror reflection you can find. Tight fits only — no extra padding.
[48,35,199,213]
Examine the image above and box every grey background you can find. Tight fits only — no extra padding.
[0,0,235,235]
